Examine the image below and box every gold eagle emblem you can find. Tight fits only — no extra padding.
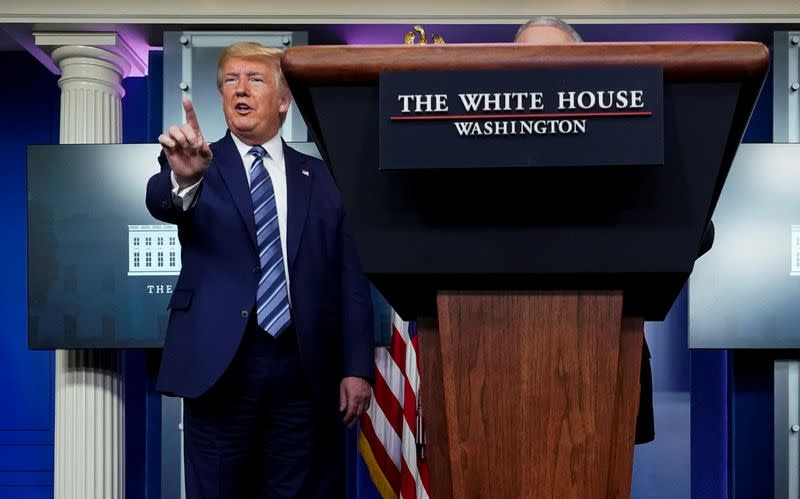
[404,25,445,45]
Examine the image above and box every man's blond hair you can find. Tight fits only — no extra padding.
[216,42,288,94]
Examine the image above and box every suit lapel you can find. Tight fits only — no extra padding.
[215,131,259,250]
[284,141,312,274]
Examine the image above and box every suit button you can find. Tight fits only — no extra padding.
[161,200,169,208]
[241,310,249,319]
[252,264,260,274]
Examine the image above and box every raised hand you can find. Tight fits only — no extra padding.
[158,98,213,188]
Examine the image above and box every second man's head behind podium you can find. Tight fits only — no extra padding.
[515,16,582,44]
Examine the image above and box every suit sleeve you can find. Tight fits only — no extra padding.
[337,205,376,383]
[145,151,200,225]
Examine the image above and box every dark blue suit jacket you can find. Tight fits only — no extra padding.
[146,131,374,405]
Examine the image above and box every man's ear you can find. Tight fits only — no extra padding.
[279,92,292,114]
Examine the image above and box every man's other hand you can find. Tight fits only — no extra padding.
[158,98,213,188]
[340,376,372,428]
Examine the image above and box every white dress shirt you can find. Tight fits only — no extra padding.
[170,131,291,296]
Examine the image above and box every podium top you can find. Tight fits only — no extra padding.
[279,42,769,320]
[282,42,768,85]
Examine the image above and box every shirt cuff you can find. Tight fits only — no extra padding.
[170,171,202,211]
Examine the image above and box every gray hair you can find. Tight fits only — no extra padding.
[514,16,583,42]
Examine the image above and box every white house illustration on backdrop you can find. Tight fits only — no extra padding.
[792,225,800,277]
[128,225,181,276]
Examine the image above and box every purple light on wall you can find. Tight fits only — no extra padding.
[7,25,153,77]
[116,26,153,76]
[323,24,517,45]
[318,23,777,46]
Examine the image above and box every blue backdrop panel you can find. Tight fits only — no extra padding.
[0,51,59,499]
[691,350,730,499]
[0,486,51,499]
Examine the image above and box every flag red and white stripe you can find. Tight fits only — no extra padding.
[359,311,430,499]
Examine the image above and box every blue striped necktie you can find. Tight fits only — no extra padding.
[249,146,291,337]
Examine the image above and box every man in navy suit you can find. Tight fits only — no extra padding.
[146,42,374,498]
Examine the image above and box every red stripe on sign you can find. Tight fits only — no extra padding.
[390,111,653,121]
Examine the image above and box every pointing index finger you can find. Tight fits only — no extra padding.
[182,98,204,140]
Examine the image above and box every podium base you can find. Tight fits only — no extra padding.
[418,291,643,499]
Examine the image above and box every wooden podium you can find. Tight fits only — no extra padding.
[283,43,768,498]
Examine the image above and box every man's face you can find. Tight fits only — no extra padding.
[516,25,576,44]
[220,56,291,145]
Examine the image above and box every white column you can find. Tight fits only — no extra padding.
[49,43,131,499]
[53,45,128,144]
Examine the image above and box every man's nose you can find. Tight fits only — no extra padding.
[234,80,248,95]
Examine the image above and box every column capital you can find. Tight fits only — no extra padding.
[48,45,131,100]
[34,31,147,77]
[42,34,132,143]
[50,45,131,78]
[44,43,128,105]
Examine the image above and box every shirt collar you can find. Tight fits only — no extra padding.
[230,130,284,166]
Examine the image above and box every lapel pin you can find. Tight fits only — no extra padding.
[301,169,310,176]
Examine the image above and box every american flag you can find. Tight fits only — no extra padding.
[359,311,431,499]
